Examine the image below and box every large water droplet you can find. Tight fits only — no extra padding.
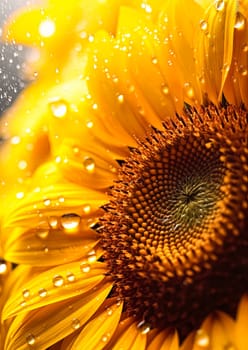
[48,216,59,229]
[72,318,81,330]
[80,262,91,273]
[83,157,95,172]
[87,250,97,263]
[22,289,30,299]
[66,272,76,283]
[195,329,210,347]
[38,288,48,298]
[137,320,151,334]
[200,20,208,32]
[36,230,49,240]
[117,94,124,103]
[61,213,81,231]
[0,260,8,274]
[26,334,36,346]
[234,12,245,30]
[215,0,225,11]
[49,99,68,118]
[53,275,64,287]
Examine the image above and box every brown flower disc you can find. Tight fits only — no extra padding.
[100,105,248,338]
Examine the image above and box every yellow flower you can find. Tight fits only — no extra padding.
[1,0,248,349]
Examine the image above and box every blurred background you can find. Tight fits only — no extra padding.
[0,0,36,114]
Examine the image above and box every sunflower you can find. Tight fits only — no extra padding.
[1,0,248,349]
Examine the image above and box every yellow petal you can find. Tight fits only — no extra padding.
[111,321,147,350]
[71,298,123,350]
[2,261,107,320]
[195,0,237,103]
[235,294,248,350]
[147,328,179,350]
[4,280,112,350]
[223,1,248,107]
[191,311,235,350]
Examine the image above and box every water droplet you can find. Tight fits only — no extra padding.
[242,43,248,52]
[82,204,91,215]
[200,20,208,32]
[184,82,195,99]
[117,94,124,103]
[151,56,158,65]
[101,333,110,343]
[61,213,81,231]
[83,157,95,172]
[0,260,8,274]
[48,216,59,229]
[49,99,68,118]
[72,318,81,330]
[215,0,225,11]
[11,136,21,144]
[66,272,76,283]
[92,103,98,110]
[18,160,27,170]
[161,84,169,95]
[87,250,97,263]
[195,329,210,347]
[86,120,94,128]
[80,262,91,273]
[53,275,64,287]
[16,191,25,199]
[36,230,49,239]
[26,334,36,345]
[22,289,30,299]
[137,320,151,334]
[43,199,51,206]
[38,288,48,298]
[39,19,56,38]
[239,65,248,76]
[234,12,245,30]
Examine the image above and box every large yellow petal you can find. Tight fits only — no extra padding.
[147,328,179,350]
[2,261,107,320]
[235,294,248,350]
[195,0,237,103]
[111,321,147,350]
[70,298,123,350]
[4,280,112,350]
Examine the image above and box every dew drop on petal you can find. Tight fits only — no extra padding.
[200,20,208,32]
[72,318,81,330]
[86,120,94,128]
[215,0,225,11]
[80,262,91,273]
[36,230,49,239]
[49,99,68,118]
[38,288,48,298]
[66,272,76,283]
[11,136,21,145]
[101,333,110,343]
[87,249,97,263]
[161,84,169,95]
[16,191,25,199]
[39,19,56,38]
[0,260,8,274]
[117,94,124,103]
[61,213,81,231]
[194,329,210,347]
[48,216,59,229]
[234,12,245,30]
[242,43,248,52]
[18,160,27,170]
[239,66,248,76]
[184,82,195,99]
[83,157,95,172]
[53,275,64,287]
[22,289,30,299]
[43,199,51,206]
[26,334,36,346]
[82,204,91,215]
[137,320,151,334]
[151,56,158,65]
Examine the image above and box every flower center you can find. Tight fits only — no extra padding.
[100,105,248,338]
